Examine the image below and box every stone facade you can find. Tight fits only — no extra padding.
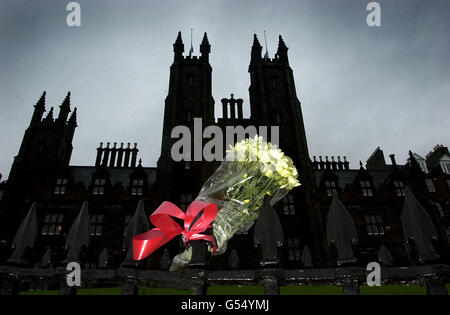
[0,32,448,270]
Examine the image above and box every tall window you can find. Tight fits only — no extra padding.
[275,112,281,124]
[42,214,64,236]
[0,190,3,200]
[364,215,385,236]
[394,180,405,196]
[93,178,106,195]
[38,140,45,153]
[90,214,104,236]
[325,181,337,196]
[360,180,372,197]
[54,178,68,195]
[131,179,144,196]
[187,75,193,86]
[124,215,131,236]
[180,194,193,211]
[282,194,295,215]
[425,179,435,193]
[187,110,192,122]
[430,201,444,218]
[271,77,277,88]
[447,180,450,191]
[287,237,300,261]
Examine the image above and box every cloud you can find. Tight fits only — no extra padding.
[0,0,449,178]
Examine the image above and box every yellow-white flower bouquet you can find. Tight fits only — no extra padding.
[170,136,300,270]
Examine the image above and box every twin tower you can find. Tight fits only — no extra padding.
[156,31,324,262]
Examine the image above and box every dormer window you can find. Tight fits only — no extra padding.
[131,179,144,196]
[93,178,106,195]
[360,180,372,197]
[425,179,435,193]
[54,178,68,195]
[412,153,428,173]
[418,161,428,173]
[393,180,405,196]
[441,161,450,174]
[325,181,337,197]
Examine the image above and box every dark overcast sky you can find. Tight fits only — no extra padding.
[0,0,449,178]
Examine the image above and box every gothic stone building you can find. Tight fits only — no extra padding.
[0,32,449,270]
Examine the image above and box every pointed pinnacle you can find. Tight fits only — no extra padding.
[278,35,287,49]
[175,31,183,45]
[69,107,77,125]
[35,91,46,108]
[253,34,262,48]
[46,107,54,119]
[201,32,209,46]
[61,91,71,108]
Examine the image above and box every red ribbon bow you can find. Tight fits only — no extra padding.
[133,200,218,260]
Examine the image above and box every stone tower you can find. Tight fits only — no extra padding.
[6,91,77,233]
[156,32,215,203]
[248,34,329,266]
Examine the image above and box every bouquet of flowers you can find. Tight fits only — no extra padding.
[170,135,300,270]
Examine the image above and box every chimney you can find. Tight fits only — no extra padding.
[102,142,111,166]
[343,156,349,170]
[131,143,138,167]
[337,156,343,170]
[124,143,131,167]
[109,142,117,167]
[221,98,228,119]
[229,94,236,119]
[95,142,103,167]
[237,98,243,119]
[389,154,397,166]
[116,143,124,167]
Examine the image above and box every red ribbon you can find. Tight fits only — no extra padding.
[133,200,218,260]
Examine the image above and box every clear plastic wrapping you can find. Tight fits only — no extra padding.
[170,136,300,271]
